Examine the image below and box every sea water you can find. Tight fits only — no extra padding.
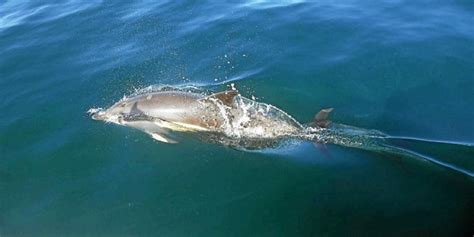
[1,1,473,236]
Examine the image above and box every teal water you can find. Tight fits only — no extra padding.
[1,1,474,236]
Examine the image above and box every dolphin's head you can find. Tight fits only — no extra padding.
[89,98,138,123]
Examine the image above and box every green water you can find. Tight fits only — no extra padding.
[1,1,473,236]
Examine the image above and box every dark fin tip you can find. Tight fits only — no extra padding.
[314,108,333,128]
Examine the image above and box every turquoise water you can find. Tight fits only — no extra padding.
[1,1,473,236]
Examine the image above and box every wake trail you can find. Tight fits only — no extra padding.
[379,143,474,178]
[309,124,474,179]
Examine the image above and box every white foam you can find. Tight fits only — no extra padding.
[87,107,103,114]
[200,94,303,140]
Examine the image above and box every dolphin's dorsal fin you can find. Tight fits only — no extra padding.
[204,90,239,106]
[130,102,141,114]
[130,102,147,117]
[124,102,154,121]
[314,108,333,128]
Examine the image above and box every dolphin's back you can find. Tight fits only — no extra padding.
[131,91,200,118]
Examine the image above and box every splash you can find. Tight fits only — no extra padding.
[130,84,210,97]
[87,107,103,115]
[201,93,303,139]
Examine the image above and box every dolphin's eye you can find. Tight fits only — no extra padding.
[120,103,127,107]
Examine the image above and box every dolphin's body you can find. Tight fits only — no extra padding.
[90,89,332,148]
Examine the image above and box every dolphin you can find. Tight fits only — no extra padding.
[88,87,474,178]
[89,89,333,148]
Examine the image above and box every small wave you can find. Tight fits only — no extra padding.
[179,13,226,34]
[241,0,305,9]
[383,136,474,178]
[385,136,474,147]
[381,144,474,178]
[119,1,170,20]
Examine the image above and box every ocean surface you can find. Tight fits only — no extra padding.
[1,0,473,236]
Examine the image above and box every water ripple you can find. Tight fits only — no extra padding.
[241,0,305,9]
[0,1,101,33]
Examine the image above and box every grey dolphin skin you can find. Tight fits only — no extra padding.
[90,89,332,147]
